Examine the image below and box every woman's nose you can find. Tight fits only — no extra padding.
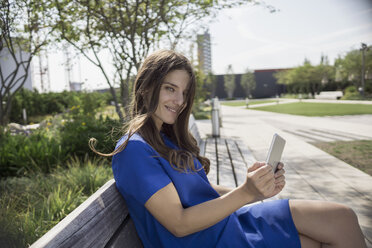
[173,91,184,105]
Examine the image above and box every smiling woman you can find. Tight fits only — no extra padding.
[88,50,367,248]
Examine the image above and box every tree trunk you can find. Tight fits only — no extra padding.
[120,79,130,122]
[109,86,125,123]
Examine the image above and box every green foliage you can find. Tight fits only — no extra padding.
[9,89,111,123]
[60,115,121,159]
[335,47,372,85]
[0,157,112,247]
[240,68,256,97]
[0,128,64,177]
[341,86,364,100]
[0,113,121,178]
[274,58,334,96]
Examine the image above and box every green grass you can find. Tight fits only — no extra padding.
[221,100,277,107]
[0,156,113,247]
[252,102,372,116]
[193,105,211,120]
[313,140,372,176]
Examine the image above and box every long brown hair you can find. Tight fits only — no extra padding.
[89,50,210,174]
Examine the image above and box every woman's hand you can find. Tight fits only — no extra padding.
[241,161,286,201]
[267,162,286,198]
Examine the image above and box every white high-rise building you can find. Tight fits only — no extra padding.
[0,46,33,94]
[197,30,212,74]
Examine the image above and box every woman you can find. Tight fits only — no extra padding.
[90,50,367,248]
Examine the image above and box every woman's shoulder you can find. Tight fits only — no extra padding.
[115,133,154,154]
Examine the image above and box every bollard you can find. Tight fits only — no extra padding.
[245,97,249,108]
[22,108,27,124]
[211,97,220,137]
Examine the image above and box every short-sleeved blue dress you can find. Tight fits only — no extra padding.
[112,133,301,248]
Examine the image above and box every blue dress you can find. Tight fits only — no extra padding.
[112,133,301,248]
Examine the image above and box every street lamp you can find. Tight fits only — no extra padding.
[360,43,369,97]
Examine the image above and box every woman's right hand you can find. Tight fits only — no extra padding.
[241,162,276,201]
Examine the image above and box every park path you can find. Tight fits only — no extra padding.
[196,105,372,247]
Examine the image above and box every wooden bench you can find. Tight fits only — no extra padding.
[314,91,343,100]
[31,116,257,248]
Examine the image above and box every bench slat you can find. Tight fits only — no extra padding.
[205,138,218,185]
[226,139,247,186]
[217,138,236,188]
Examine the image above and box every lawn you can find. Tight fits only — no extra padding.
[313,140,372,176]
[252,102,372,116]
[221,100,277,107]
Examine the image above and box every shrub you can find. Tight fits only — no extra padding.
[60,115,122,159]
[9,89,111,123]
[341,86,364,100]
[0,157,113,247]
[0,128,64,177]
[0,113,121,178]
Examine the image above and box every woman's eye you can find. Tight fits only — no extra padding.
[166,86,175,92]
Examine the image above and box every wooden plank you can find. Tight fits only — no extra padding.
[226,139,247,186]
[205,138,217,185]
[107,217,143,248]
[217,138,235,188]
[188,114,203,147]
[235,139,256,167]
[30,179,129,248]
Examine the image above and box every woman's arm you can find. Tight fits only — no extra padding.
[145,162,280,237]
[211,183,233,196]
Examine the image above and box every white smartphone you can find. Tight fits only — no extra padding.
[266,133,286,172]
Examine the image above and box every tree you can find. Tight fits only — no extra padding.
[55,0,268,122]
[224,64,235,99]
[274,58,333,96]
[334,46,372,88]
[316,54,335,89]
[0,0,56,125]
[240,68,256,98]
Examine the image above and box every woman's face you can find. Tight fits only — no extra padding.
[153,69,190,131]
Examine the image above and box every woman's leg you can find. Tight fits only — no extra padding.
[289,200,367,248]
[298,234,321,248]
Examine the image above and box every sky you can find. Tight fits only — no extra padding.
[209,0,372,74]
[36,0,372,92]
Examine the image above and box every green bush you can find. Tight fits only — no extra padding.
[341,86,363,100]
[60,115,121,158]
[9,89,111,123]
[0,128,64,177]
[0,157,113,247]
[0,113,121,178]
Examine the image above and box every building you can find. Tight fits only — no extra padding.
[197,31,212,74]
[214,68,289,99]
[0,46,33,94]
[70,82,83,92]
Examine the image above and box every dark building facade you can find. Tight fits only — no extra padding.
[214,68,288,99]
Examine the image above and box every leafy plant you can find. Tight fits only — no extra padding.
[0,157,113,247]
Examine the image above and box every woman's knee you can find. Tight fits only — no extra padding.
[329,202,358,224]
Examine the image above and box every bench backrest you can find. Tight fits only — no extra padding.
[30,179,143,248]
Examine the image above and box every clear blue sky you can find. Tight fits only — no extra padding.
[44,0,372,92]
[209,0,372,74]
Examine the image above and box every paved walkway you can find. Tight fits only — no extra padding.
[196,105,372,246]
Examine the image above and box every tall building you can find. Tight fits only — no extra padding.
[0,46,33,94]
[197,31,212,74]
